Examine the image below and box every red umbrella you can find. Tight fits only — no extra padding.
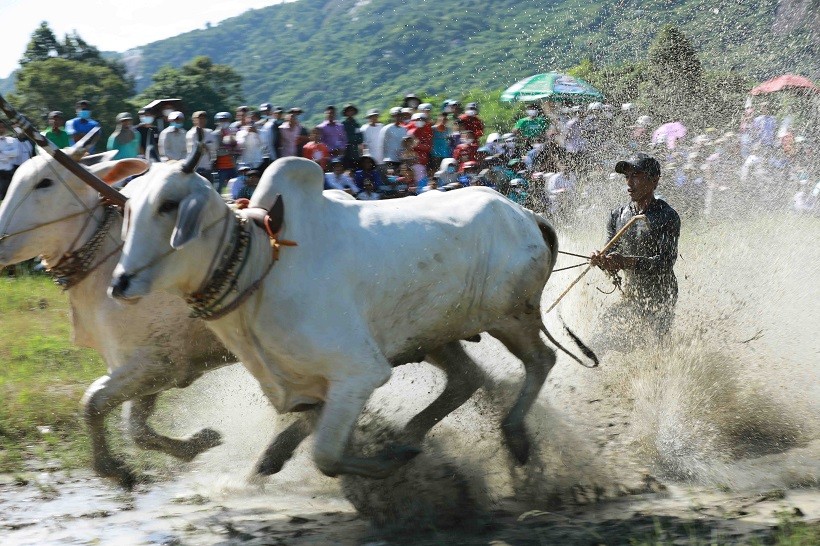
[750,74,819,95]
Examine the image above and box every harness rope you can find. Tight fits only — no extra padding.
[48,205,121,289]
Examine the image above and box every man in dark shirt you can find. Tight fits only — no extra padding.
[590,154,680,336]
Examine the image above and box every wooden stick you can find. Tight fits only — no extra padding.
[546,214,646,313]
[0,92,127,207]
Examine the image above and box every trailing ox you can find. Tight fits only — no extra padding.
[0,150,233,488]
[111,154,589,479]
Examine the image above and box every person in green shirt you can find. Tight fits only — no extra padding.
[43,111,70,149]
[513,103,549,144]
[107,112,140,159]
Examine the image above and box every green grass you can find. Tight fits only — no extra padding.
[0,273,106,473]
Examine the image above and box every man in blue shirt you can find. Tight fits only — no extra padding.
[65,99,101,150]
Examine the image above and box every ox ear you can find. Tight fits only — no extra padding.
[89,159,150,186]
[170,186,210,249]
[79,150,118,166]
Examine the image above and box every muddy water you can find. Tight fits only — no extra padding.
[1,213,818,545]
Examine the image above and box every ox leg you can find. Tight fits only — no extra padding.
[254,407,319,477]
[128,394,222,462]
[490,322,555,465]
[313,366,418,479]
[404,341,484,444]
[82,373,153,489]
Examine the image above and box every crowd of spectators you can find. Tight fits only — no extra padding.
[33,94,819,215]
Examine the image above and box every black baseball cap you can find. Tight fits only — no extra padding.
[614,155,661,177]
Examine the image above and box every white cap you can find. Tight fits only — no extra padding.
[168,110,184,120]
[411,112,427,120]
[418,103,433,111]
[636,115,652,127]
[389,107,402,116]
[400,107,414,114]
[587,102,603,111]
[486,132,500,143]
[621,103,633,111]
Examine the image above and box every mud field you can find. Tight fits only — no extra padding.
[1,214,818,545]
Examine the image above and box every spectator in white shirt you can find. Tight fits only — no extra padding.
[158,111,188,161]
[0,124,19,201]
[378,107,408,169]
[360,109,384,163]
[236,113,265,169]
[324,158,360,194]
[186,111,218,184]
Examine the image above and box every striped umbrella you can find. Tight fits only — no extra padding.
[500,72,604,103]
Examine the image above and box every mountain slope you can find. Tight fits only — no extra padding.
[127,0,817,115]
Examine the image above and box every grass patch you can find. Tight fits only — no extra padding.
[0,273,105,473]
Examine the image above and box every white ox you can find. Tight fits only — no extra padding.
[111,156,582,479]
[0,151,232,488]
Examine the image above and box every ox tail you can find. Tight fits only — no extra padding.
[540,315,599,369]
[533,212,559,273]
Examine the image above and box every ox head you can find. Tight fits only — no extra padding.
[109,148,225,302]
[0,151,147,268]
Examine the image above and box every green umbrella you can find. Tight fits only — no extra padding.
[500,72,604,103]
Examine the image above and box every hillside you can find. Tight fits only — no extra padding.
[125,0,819,115]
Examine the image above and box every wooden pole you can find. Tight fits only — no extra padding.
[0,93,127,207]
[546,214,646,313]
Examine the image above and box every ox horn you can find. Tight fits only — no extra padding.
[0,92,126,207]
[68,126,102,160]
[180,127,204,174]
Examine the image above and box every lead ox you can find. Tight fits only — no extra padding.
[0,151,233,488]
[111,155,587,479]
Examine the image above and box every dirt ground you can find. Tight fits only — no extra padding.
[2,215,818,545]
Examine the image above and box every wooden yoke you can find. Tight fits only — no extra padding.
[0,92,127,207]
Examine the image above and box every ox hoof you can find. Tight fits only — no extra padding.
[502,423,530,465]
[368,444,422,479]
[178,428,223,462]
[95,459,138,490]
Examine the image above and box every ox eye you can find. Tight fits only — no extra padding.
[35,178,53,190]
[158,200,179,214]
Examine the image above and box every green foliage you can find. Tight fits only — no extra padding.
[132,56,243,123]
[11,58,134,137]
[0,275,104,472]
[126,0,815,125]
[11,23,134,138]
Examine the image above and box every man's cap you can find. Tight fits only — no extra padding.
[366,109,380,117]
[410,112,427,120]
[259,103,273,111]
[400,107,414,114]
[509,178,524,187]
[614,155,661,177]
[486,132,500,143]
[342,104,358,115]
[215,111,231,120]
[48,110,64,119]
[168,110,184,120]
[192,110,207,119]
[237,163,250,171]
[236,105,249,112]
[246,169,261,177]
[289,107,303,114]
[389,107,402,116]
[76,99,90,107]
[115,112,133,122]
[462,161,479,169]
[476,146,491,153]
[273,106,284,113]
[418,103,433,111]
[466,102,478,110]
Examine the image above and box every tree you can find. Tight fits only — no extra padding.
[11,24,134,138]
[133,56,243,122]
[12,58,133,136]
[648,25,702,85]
[19,22,62,66]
